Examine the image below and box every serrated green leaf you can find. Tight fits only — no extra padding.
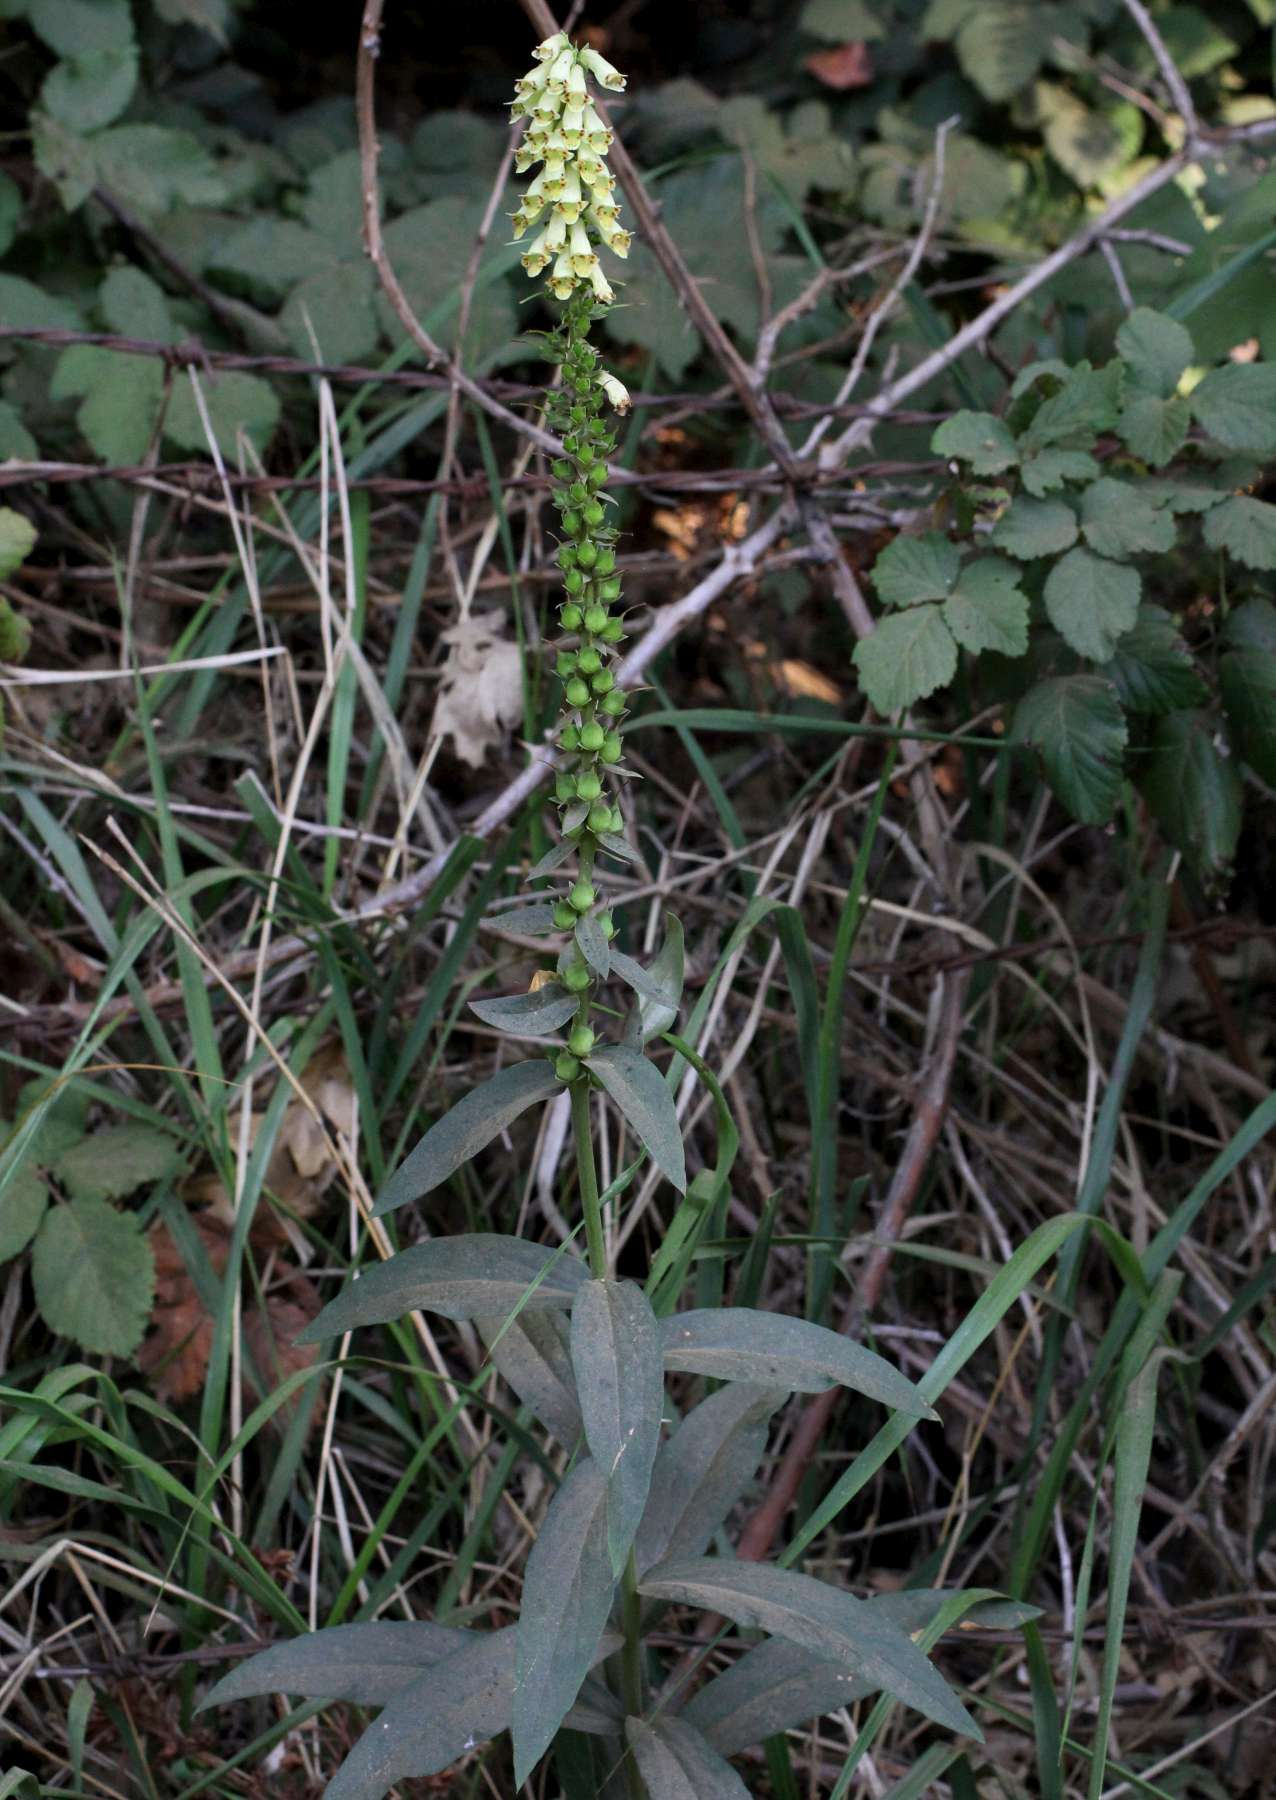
[1189,363,1276,454]
[990,497,1078,559]
[28,0,133,56]
[942,557,1029,655]
[208,217,336,307]
[0,1157,48,1259]
[586,1045,687,1193]
[661,1309,936,1415]
[476,1308,582,1448]
[572,1279,663,1575]
[1101,607,1207,714]
[626,1715,751,1798]
[32,1196,155,1357]
[634,1383,783,1576]
[1012,675,1128,824]
[0,272,81,332]
[853,606,957,711]
[469,984,580,1038]
[100,267,174,343]
[871,532,961,607]
[1043,547,1141,662]
[201,1620,471,1710]
[513,1457,616,1786]
[283,260,379,365]
[296,1234,586,1341]
[931,411,1018,475]
[92,125,227,214]
[53,1123,181,1201]
[1020,362,1122,450]
[1220,650,1276,783]
[1019,447,1101,496]
[1222,596,1276,653]
[374,1061,562,1216]
[637,1559,980,1739]
[575,912,611,979]
[52,346,163,463]
[42,44,137,131]
[1140,711,1242,889]
[1116,392,1191,466]
[31,110,97,210]
[1080,478,1176,559]
[1141,471,1232,514]
[1115,308,1194,397]
[717,97,854,204]
[1037,83,1133,188]
[0,509,36,580]
[955,4,1050,100]
[166,370,280,459]
[1201,494,1276,570]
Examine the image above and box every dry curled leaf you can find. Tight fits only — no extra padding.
[804,42,873,88]
[431,613,525,767]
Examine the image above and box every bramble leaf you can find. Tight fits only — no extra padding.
[852,606,957,711]
[374,1061,562,1215]
[1139,711,1242,889]
[870,532,960,607]
[53,1123,181,1202]
[1201,495,1276,571]
[1079,479,1176,560]
[989,497,1077,560]
[586,1045,687,1192]
[1012,675,1128,825]
[660,1308,936,1415]
[941,557,1029,656]
[0,1155,48,1260]
[0,510,37,580]
[1100,607,1207,715]
[1043,547,1141,662]
[32,1197,155,1358]
[1222,596,1276,654]
[572,1279,664,1574]
[1189,363,1276,455]
[931,411,1017,475]
[1115,308,1194,397]
[1018,447,1100,496]
[1019,362,1122,449]
[1220,651,1276,785]
[1116,392,1191,466]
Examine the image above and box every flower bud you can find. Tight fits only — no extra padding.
[555,1051,582,1082]
[600,732,623,764]
[568,1024,595,1057]
[580,46,627,89]
[598,371,630,413]
[565,677,590,707]
[579,720,605,752]
[570,879,596,913]
[608,805,624,832]
[599,910,618,940]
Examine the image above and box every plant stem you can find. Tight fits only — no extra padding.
[570,1078,608,1280]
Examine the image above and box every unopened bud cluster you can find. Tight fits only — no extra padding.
[510,31,631,303]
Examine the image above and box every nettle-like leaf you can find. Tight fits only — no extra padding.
[513,1457,616,1786]
[1101,607,1207,715]
[990,497,1077,560]
[1222,596,1276,655]
[952,4,1072,104]
[638,1558,980,1738]
[42,45,138,132]
[297,1235,586,1341]
[374,1060,561,1216]
[586,1045,687,1192]
[571,1279,663,1575]
[1201,495,1276,571]
[660,1308,936,1415]
[1139,711,1242,889]
[1019,447,1100,496]
[1116,392,1191,466]
[871,532,961,607]
[32,1196,155,1358]
[634,1383,783,1576]
[852,606,957,712]
[0,1148,48,1260]
[931,411,1018,475]
[476,1309,582,1449]
[1189,363,1276,455]
[469,984,580,1038]
[1115,308,1194,398]
[1079,478,1176,560]
[53,1123,181,1202]
[625,1715,750,1798]
[1012,675,1128,825]
[1220,650,1276,785]
[1042,547,1141,662]
[941,557,1029,656]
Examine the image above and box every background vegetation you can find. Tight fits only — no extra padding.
[1,0,1274,1794]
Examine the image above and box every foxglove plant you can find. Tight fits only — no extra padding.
[204,31,1007,1798]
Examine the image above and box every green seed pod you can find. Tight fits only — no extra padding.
[552,458,573,481]
[555,1052,582,1082]
[588,417,609,439]
[562,435,581,455]
[561,509,582,536]
[579,720,605,752]
[608,805,624,832]
[601,688,627,716]
[586,462,608,488]
[559,724,580,751]
[558,543,578,569]
[570,879,596,913]
[568,1024,596,1057]
[600,576,622,602]
[591,668,614,695]
[574,378,592,396]
[600,618,624,644]
[564,962,592,993]
[576,541,598,569]
[577,647,602,675]
[570,405,586,424]
[594,547,616,576]
[565,677,591,707]
[583,605,608,634]
[577,770,602,801]
[583,500,606,528]
[560,602,583,631]
[577,444,596,468]
[587,801,612,831]
[569,481,588,504]
[599,910,618,940]
[599,733,623,764]
[555,772,577,801]
[553,901,577,930]
[563,567,585,595]
[555,650,576,678]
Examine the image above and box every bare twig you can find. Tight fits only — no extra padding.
[1100,238,1136,313]
[1122,0,1201,148]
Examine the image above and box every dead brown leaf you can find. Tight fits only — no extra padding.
[804,42,873,88]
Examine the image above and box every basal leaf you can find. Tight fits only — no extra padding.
[571,1279,664,1574]
[283,259,380,366]
[476,1308,582,1448]
[1220,650,1276,784]
[852,606,957,712]
[52,346,163,464]
[1116,392,1191,466]
[1201,495,1276,571]
[1141,472,1233,514]
[955,3,1052,101]
[1100,607,1207,715]
[201,1619,470,1709]
[92,125,227,213]
[1189,362,1276,455]
[1043,547,1141,662]
[930,411,1017,475]
[942,557,1029,656]
[1012,674,1128,825]
[634,1383,783,1576]
[575,912,612,979]
[870,532,961,607]
[374,1061,561,1216]
[989,497,1077,560]
[625,1715,750,1798]
[586,1045,687,1193]
[469,984,580,1038]
[513,1457,616,1786]
[1079,478,1176,560]
[1139,710,1242,890]
[660,1308,936,1416]
[637,1558,980,1739]
[32,1196,155,1358]
[1115,307,1194,397]
[53,1123,181,1202]
[100,267,174,344]
[296,1234,586,1341]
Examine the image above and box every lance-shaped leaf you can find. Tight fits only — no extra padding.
[200,1619,470,1710]
[610,948,679,1012]
[513,1457,617,1786]
[572,1279,664,1575]
[683,1589,1038,1755]
[469,984,579,1038]
[476,1308,582,1449]
[527,839,576,879]
[296,1234,585,1341]
[638,1558,979,1739]
[586,1045,686,1192]
[575,911,611,978]
[374,1060,561,1216]
[597,830,645,869]
[660,1308,936,1417]
[635,1383,783,1576]
[632,915,684,1045]
[625,1715,751,1798]
[568,1673,626,1736]
[487,901,561,936]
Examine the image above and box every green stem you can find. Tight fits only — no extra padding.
[570,1078,608,1281]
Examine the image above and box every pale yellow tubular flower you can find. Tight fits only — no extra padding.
[546,46,575,90]
[560,103,585,146]
[598,370,631,412]
[543,210,568,252]
[549,251,577,299]
[588,262,615,303]
[568,219,598,277]
[579,45,626,90]
[566,60,587,99]
[531,30,568,61]
[556,165,583,222]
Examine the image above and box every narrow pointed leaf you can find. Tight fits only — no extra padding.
[200,1620,470,1710]
[476,1308,582,1449]
[527,839,576,879]
[572,1279,664,1575]
[610,948,679,1011]
[586,1045,687,1192]
[575,911,611,978]
[625,1715,751,1798]
[374,1061,561,1216]
[487,902,561,936]
[597,830,645,868]
[638,1558,980,1739]
[296,1234,585,1342]
[635,1383,784,1575]
[636,915,684,1044]
[513,1457,616,1786]
[660,1308,936,1417]
[469,984,579,1037]
[567,1673,626,1736]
